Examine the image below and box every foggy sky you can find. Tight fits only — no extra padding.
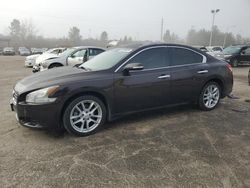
[0,0,249,41]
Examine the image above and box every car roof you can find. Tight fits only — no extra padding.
[72,46,106,50]
[231,44,250,48]
[119,42,207,54]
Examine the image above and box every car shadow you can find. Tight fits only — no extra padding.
[103,104,196,132]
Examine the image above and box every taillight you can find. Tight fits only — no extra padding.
[226,63,233,73]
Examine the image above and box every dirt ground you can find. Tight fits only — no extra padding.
[0,56,249,188]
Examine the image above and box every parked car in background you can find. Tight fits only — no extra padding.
[216,45,250,67]
[0,48,3,55]
[206,46,223,53]
[37,46,105,72]
[32,48,66,72]
[3,47,15,55]
[10,43,233,136]
[25,48,66,67]
[18,47,31,56]
[193,46,215,56]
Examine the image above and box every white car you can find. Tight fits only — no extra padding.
[36,46,105,72]
[25,54,40,67]
[25,48,65,68]
[33,48,66,72]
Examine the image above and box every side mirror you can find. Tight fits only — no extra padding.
[122,63,144,75]
[241,51,246,55]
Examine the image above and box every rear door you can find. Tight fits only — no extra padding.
[168,47,209,104]
[88,48,105,61]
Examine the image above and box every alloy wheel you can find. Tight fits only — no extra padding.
[69,100,102,133]
[203,84,220,109]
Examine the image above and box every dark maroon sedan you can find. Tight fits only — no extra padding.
[10,43,233,136]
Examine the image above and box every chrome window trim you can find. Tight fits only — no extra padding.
[114,45,207,73]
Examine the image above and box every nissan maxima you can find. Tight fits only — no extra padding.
[10,43,233,136]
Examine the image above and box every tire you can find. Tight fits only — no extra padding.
[198,82,221,111]
[231,59,238,67]
[49,63,62,69]
[248,71,250,86]
[63,95,107,136]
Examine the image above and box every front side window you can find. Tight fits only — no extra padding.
[170,47,203,66]
[72,49,87,57]
[127,48,167,69]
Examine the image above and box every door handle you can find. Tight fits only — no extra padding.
[197,70,208,74]
[158,75,171,79]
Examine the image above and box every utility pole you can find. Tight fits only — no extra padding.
[209,9,220,46]
[160,17,164,41]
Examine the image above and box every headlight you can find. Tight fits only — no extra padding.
[26,86,59,104]
[41,60,48,68]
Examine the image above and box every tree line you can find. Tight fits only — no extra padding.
[3,18,250,49]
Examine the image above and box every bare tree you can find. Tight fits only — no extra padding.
[68,26,81,46]
[100,31,108,42]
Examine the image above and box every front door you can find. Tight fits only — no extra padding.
[113,47,171,114]
[68,49,88,66]
[239,47,250,64]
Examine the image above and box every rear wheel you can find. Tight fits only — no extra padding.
[198,82,221,111]
[63,95,107,136]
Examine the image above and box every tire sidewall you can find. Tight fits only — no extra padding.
[63,95,107,136]
[199,82,221,111]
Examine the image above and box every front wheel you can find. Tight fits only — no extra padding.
[63,96,107,136]
[198,82,221,111]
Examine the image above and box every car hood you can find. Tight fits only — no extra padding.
[26,54,40,59]
[35,53,59,65]
[14,66,96,94]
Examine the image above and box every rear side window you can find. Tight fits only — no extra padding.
[170,47,203,66]
[89,49,104,56]
[128,47,168,69]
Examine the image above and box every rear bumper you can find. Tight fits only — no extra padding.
[10,98,62,130]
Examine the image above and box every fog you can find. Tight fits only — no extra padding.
[0,0,249,41]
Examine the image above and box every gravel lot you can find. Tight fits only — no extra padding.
[0,56,250,188]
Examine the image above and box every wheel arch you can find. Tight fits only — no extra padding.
[60,90,111,126]
[48,62,64,69]
[202,77,225,98]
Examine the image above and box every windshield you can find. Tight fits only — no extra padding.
[59,48,75,57]
[223,46,241,54]
[80,48,132,71]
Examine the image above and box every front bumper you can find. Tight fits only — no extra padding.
[10,97,63,130]
[25,59,35,67]
[32,65,40,73]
